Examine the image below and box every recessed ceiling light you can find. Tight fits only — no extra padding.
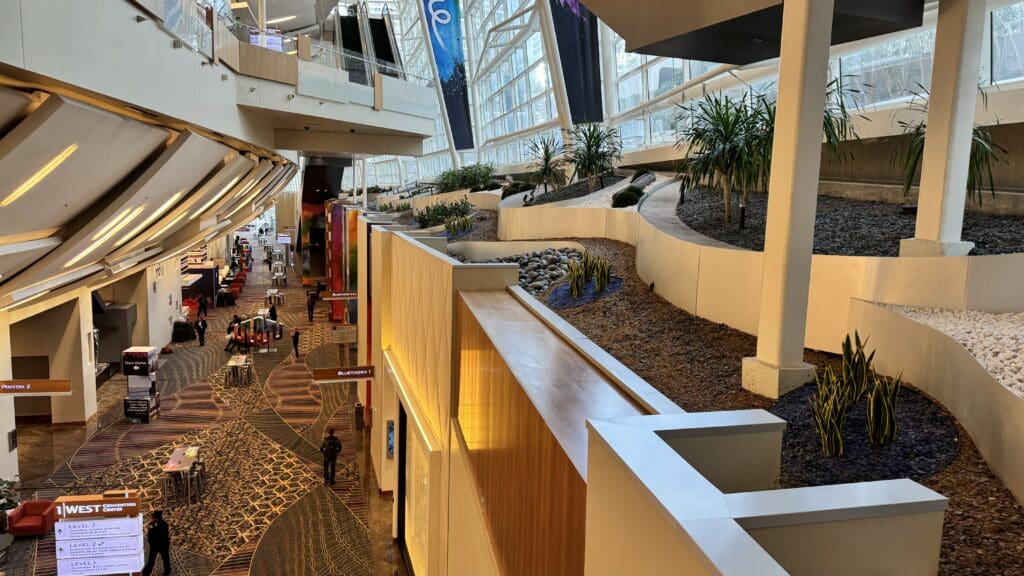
[230,2,249,9]
[115,191,185,248]
[67,206,145,268]
[286,50,297,55]
[266,15,297,25]
[1,144,78,207]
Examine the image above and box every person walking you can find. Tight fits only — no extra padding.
[320,428,342,485]
[269,304,280,339]
[142,510,171,576]
[306,293,316,323]
[292,327,301,358]
[198,294,208,317]
[195,314,208,347]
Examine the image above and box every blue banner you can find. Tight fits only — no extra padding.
[423,0,475,149]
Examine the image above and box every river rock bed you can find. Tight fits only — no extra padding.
[473,247,582,295]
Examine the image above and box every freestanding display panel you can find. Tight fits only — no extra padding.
[121,346,159,423]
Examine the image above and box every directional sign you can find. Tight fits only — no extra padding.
[312,366,375,382]
[57,535,144,559]
[56,516,143,541]
[57,554,143,576]
[0,379,72,396]
[54,492,141,520]
[320,291,357,301]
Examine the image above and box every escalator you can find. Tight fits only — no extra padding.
[368,18,398,77]
[338,15,368,85]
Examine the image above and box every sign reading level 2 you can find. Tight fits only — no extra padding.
[0,379,72,396]
[312,366,375,382]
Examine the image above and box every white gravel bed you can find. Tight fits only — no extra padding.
[564,174,672,211]
[887,305,1024,398]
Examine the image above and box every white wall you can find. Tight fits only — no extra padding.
[0,311,18,480]
[145,259,183,349]
[0,0,274,149]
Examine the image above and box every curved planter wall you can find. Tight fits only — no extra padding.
[848,300,1024,504]
[411,189,502,213]
[497,203,1024,354]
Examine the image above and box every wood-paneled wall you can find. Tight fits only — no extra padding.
[456,295,588,576]
[237,42,298,85]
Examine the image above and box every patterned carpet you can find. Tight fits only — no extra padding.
[5,262,391,576]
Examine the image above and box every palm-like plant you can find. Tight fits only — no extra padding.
[677,80,863,223]
[893,87,1007,205]
[527,136,567,201]
[676,93,759,222]
[568,124,622,194]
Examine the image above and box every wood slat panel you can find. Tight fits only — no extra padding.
[455,291,647,576]
[238,42,298,85]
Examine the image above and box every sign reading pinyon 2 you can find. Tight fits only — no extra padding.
[54,491,144,576]
[0,379,72,396]
[312,366,375,382]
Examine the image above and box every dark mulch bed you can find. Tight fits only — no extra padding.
[547,277,623,309]
[771,384,959,486]
[677,187,1024,256]
[541,239,1024,575]
[459,210,498,241]
[529,175,626,206]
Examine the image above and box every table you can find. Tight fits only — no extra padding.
[162,446,205,506]
[272,272,288,287]
[265,289,284,306]
[227,354,252,385]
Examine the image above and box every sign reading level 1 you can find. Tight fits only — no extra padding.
[312,366,375,382]
[57,555,143,576]
[320,291,357,301]
[0,379,72,396]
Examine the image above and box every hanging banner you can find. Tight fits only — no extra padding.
[549,0,604,123]
[423,0,475,149]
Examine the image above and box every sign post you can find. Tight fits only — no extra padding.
[54,491,144,576]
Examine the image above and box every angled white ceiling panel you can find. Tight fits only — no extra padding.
[1,130,230,305]
[0,96,169,239]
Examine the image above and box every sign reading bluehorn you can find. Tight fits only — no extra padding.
[424,0,475,149]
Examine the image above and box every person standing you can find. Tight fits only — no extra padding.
[292,327,301,358]
[320,428,342,485]
[142,510,171,576]
[198,294,208,317]
[269,304,280,339]
[195,314,208,347]
[306,293,316,323]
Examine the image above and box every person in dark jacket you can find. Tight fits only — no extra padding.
[306,293,316,323]
[142,510,171,576]
[292,327,301,358]
[320,429,342,484]
[198,295,208,317]
[195,314,208,347]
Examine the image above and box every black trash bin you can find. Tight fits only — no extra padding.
[354,403,365,430]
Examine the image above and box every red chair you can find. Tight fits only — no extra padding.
[8,500,56,537]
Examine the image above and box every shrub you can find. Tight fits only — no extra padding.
[809,366,856,457]
[611,184,644,208]
[444,215,474,239]
[867,371,902,445]
[594,259,613,293]
[841,331,875,401]
[502,181,534,198]
[436,169,462,193]
[436,164,497,192]
[630,168,654,183]
[567,260,585,299]
[378,201,411,213]
[415,198,473,228]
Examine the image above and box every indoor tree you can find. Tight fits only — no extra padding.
[527,135,567,201]
[568,124,622,194]
[892,88,1007,205]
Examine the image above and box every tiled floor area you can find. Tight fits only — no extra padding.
[4,260,407,576]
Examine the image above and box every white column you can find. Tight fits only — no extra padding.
[0,312,17,480]
[362,159,369,208]
[900,0,986,257]
[742,0,835,399]
[536,0,573,137]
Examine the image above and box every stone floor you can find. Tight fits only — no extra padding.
[4,258,408,576]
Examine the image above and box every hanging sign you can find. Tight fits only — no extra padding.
[320,291,358,301]
[423,0,474,149]
[312,366,375,382]
[0,379,72,396]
